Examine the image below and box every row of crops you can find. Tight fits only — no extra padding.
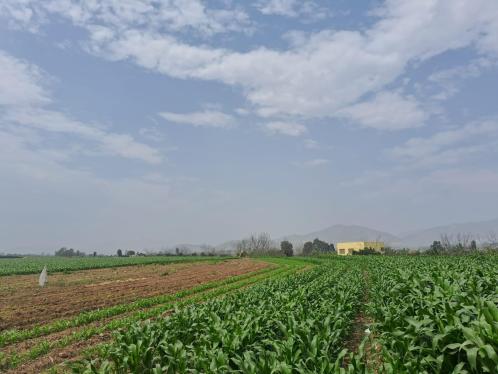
[0,258,309,372]
[75,260,363,373]
[365,256,498,373]
[72,255,498,374]
[2,255,496,373]
[0,255,231,276]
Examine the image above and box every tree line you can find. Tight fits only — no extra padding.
[235,233,336,257]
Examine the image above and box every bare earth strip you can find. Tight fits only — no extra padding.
[342,270,382,372]
[5,262,296,374]
[0,259,266,330]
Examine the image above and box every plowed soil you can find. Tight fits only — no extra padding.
[0,259,267,330]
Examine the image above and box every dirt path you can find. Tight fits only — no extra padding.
[341,270,382,371]
[0,259,267,330]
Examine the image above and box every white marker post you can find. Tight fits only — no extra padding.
[39,265,48,287]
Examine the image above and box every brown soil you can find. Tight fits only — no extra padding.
[342,271,371,367]
[0,259,267,331]
[1,261,275,359]
[5,260,284,374]
[342,270,382,371]
[343,311,371,354]
[6,331,112,374]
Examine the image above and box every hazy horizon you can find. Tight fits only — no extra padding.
[2,1,498,253]
[4,217,498,254]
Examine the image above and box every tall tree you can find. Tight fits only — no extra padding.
[428,241,444,254]
[312,238,334,253]
[280,241,293,257]
[303,241,313,255]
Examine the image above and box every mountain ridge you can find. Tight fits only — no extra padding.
[276,218,498,249]
[279,224,400,246]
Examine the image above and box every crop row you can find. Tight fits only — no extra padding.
[365,256,498,373]
[1,259,308,371]
[0,263,277,347]
[74,261,363,373]
[0,256,231,276]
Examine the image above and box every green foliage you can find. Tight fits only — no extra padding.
[0,262,307,370]
[428,240,445,255]
[302,241,313,255]
[302,239,335,255]
[4,255,497,373]
[0,256,230,276]
[352,248,381,256]
[74,262,363,373]
[314,238,334,253]
[55,247,86,257]
[280,240,293,257]
[366,255,498,373]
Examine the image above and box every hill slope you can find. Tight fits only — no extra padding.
[399,218,498,248]
[280,224,400,246]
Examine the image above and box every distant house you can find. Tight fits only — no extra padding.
[336,241,384,255]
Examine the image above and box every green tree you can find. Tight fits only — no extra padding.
[117,249,123,257]
[302,241,313,255]
[428,241,444,255]
[470,240,477,251]
[55,247,85,257]
[312,238,334,253]
[280,241,293,257]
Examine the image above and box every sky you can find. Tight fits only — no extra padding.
[1,0,498,253]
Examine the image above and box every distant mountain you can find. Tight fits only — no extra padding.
[398,218,498,248]
[280,224,400,247]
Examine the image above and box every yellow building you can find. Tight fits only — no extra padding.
[336,241,384,255]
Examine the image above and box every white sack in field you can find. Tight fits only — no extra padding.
[39,265,48,287]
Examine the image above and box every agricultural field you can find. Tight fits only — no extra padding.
[0,256,231,276]
[0,257,307,373]
[0,255,497,373]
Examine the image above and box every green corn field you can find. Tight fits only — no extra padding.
[70,255,498,374]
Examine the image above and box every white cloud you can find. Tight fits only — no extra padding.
[159,110,234,128]
[0,50,161,164]
[4,108,162,164]
[427,58,498,100]
[76,0,498,126]
[0,0,252,36]
[264,121,307,137]
[4,0,498,132]
[0,51,50,107]
[256,0,329,20]
[390,119,498,167]
[337,91,427,130]
[293,158,329,168]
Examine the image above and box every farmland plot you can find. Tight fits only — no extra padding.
[73,256,498,374]
[0,260,267,330]
[0,258,308,373]
[365,256,498,373]
[2,255,496,373]
[74,261,363,373]
[0,256,226,276]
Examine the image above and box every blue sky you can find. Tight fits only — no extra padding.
[1,0,498,252]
